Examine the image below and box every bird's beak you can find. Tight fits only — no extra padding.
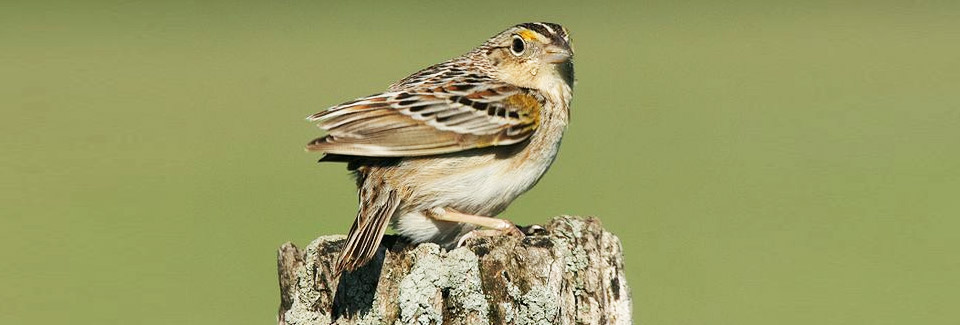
[545,46,573,64]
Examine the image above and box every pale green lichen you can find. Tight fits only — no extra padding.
[395,244,492,324]
[445,248,490,321]
[499,302,515,323]
[566,245,589,273]
[285,236,347,325]
[397,244,445,324]
[501,278,558,325]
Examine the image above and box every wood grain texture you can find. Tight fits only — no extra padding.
[277,216,632,325]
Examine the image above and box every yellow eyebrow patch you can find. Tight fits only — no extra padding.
[518,30,539,41]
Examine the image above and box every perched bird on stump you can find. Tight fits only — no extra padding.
[307,22,575,274]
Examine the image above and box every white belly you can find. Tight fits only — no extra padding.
[433,155,553,214]
[392,138,562,246]
[390,92,570,246]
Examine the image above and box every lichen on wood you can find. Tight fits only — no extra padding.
[277,216,631,325]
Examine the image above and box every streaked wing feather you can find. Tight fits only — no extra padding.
[307,75,541,157]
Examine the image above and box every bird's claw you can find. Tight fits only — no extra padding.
[456,226,525,247]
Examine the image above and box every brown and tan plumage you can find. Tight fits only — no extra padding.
[307,22,575,274]
[306,82,542,157]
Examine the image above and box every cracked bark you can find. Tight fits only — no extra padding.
[277,216,632,324]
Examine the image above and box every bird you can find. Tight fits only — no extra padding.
[306,22,575,274]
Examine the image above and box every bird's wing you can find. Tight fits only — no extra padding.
[306,79,542,157]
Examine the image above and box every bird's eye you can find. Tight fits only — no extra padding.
[510,36,525,56]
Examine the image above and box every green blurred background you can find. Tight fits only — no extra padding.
[3,1,958,324]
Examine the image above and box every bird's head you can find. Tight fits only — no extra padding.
[476,22,575,92]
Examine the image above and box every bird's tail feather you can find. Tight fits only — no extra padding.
[335,184,399,274]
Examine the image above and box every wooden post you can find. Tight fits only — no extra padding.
[277,216,632,324]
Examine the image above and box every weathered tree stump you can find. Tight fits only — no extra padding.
[277,216,631,324]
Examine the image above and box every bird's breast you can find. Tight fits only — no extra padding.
[400,106,566,216]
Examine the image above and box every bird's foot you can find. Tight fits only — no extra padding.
[457,226,524,247]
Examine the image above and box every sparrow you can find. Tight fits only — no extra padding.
[307,22,574,273]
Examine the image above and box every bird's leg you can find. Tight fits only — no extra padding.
[427,208,524,246]
[428,208,523,234]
